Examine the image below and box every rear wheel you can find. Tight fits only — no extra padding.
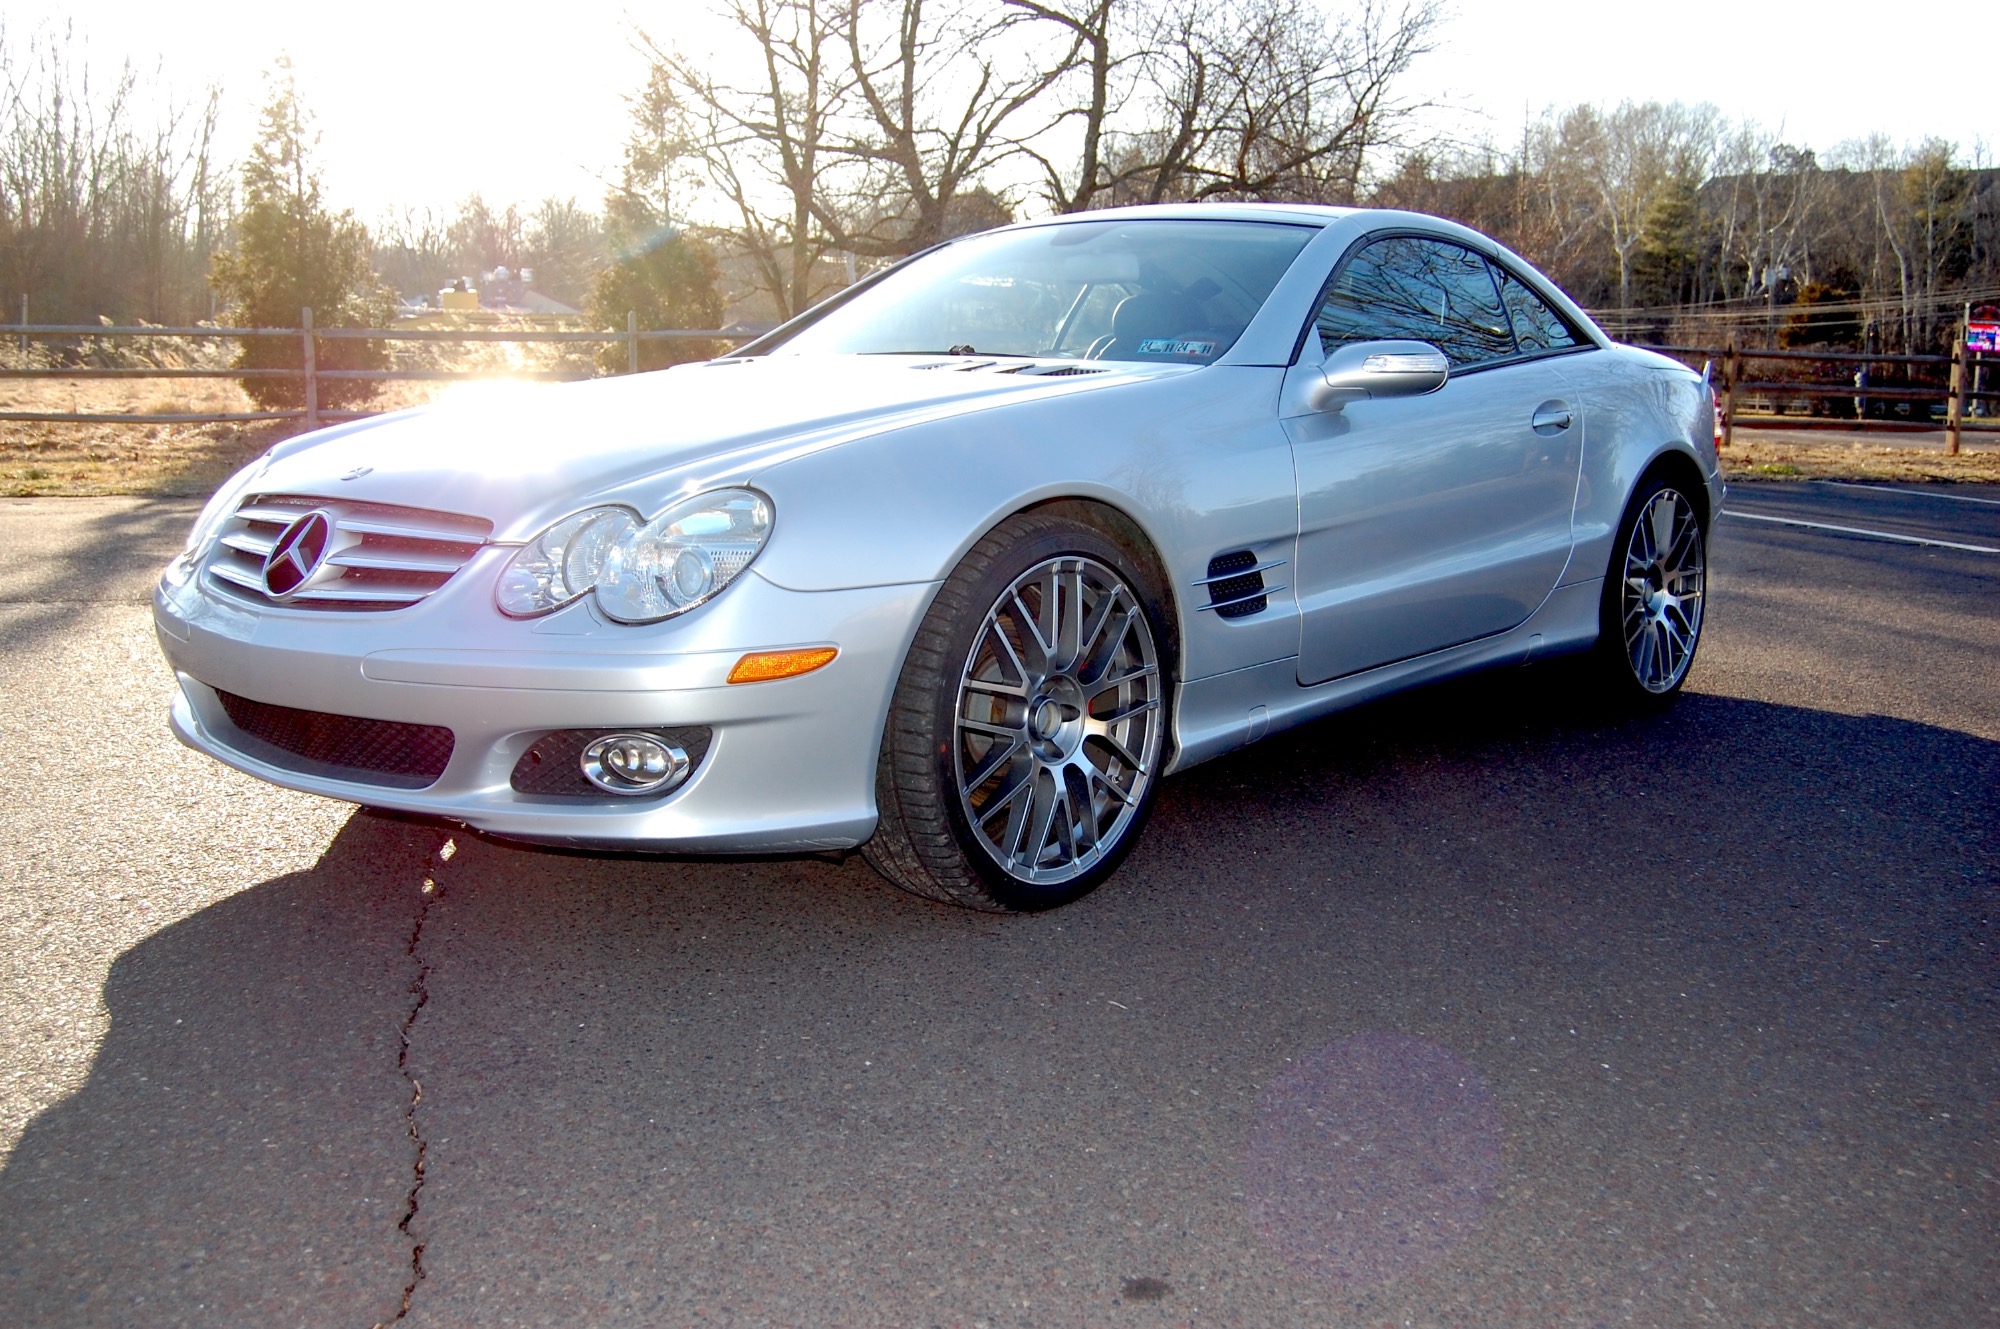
[1595,474,1707,704]
[865,510,1170,911]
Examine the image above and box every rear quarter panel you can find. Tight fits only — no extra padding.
[1556,345,1721,588]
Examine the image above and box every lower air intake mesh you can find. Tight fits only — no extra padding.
[213,688,454,789]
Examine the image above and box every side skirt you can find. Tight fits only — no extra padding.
[1166,578,1602,774]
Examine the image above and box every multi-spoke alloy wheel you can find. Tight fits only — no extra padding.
[1599,477,1706,702]
[864,510,1172,911]
[954,555,1162,886]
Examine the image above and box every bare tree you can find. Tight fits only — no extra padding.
[999,0,1118,212]
[639,0,857,320]
[1567,101,1721,315]
[523,198,605,310]
[0,20,227,326]
[1835,136,1974,353]
[1010,0,1443,212]
[374,205,453,301]
[447,193,526,276]
[827,0,1058,253]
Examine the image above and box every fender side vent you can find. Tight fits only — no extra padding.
[1204,550,1267,618]
[1196,549,1288,619]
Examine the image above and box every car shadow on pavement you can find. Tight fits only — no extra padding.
[2,666,1995,1327]
[0,497,203,663]
[0,498,201,608]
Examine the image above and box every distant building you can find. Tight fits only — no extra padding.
[429,269,582,317]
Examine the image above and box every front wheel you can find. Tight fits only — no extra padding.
[1594,474,1707,704]
[864,510,1171,911]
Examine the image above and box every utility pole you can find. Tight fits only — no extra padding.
[1945,310,1965,457]
[302,306,319,433]
[1721,337,1738,450]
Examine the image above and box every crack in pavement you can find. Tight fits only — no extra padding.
[374,835,457,1328]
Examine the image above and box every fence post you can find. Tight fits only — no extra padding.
[301,306,319,433]
[627,310,640,375]
[1720,337,1737,450]
[1945,327,1965,457]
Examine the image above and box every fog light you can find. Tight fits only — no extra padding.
[580,733,690,796]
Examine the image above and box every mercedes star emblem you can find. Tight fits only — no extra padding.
[262,511,334,598]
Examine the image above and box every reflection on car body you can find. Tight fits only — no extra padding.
[156,204,1721,911]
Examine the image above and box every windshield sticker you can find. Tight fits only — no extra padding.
[1137,338,1217,358]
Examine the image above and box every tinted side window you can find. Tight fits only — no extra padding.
[1314,236,1515,368]
[1495,265,1582,354]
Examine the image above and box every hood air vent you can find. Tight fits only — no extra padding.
[911,359,1106,377]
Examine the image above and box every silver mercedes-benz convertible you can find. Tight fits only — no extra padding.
[156,204,1720,911]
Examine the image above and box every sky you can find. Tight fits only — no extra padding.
[3,0,1988,222]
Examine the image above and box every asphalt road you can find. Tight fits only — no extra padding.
[0,484,1993,1327]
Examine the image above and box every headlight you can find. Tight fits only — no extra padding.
[495,506,639,617]
[496,489,772,623]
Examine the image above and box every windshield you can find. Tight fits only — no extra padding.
[765,219,1316,365]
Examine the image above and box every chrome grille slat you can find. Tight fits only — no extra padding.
[202,493,492,613]
[281,585,440,604]
[220,531,277,557]
[327,547,469,573]
[208,561,268,591]
[334,516,485,542]
[236,502,317,524]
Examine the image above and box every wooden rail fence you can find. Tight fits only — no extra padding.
[1634,338,1997,456]
[5,308,1994,453]
[2,307,747,431]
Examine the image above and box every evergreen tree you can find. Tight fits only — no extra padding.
[209,60,393,412]
[586,70,722,371]
[1634,172,1702,308]
[587,216,725,372]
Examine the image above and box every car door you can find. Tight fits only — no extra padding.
[1282,234,1585,686]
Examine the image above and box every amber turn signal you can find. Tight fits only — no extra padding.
[727,646,839,684]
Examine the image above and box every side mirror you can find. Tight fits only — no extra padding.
[1308,340,1451,413]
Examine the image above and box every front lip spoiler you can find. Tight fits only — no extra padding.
[169,682,881,853]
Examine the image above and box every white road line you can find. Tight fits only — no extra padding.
[1721,508,2000,554]
[1815,480,2000,507]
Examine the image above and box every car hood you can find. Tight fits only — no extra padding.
[255,356,1178,539]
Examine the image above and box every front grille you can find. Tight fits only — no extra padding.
[510,727,713,797]
[213,689,455,789]
[204,494,492,612]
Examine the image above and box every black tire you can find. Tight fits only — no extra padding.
[864,509,1172,911]
[1593,471,1708,706]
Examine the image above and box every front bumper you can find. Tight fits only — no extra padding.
[155,550,937,853]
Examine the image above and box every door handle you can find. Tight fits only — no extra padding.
[1531,402,1574,433]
